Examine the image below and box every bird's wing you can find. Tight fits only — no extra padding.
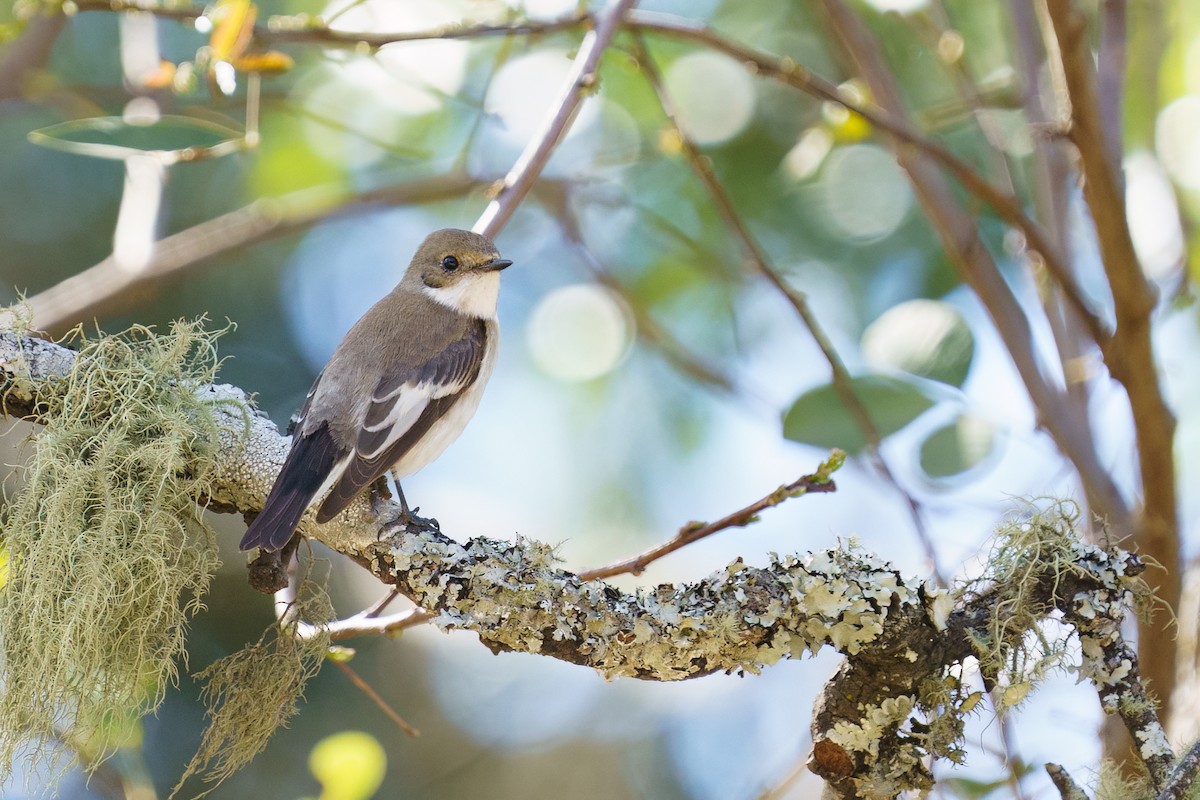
[239,418,344,552]
[315,321,487,522]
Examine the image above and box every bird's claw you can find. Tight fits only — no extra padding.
[401,506,440,533]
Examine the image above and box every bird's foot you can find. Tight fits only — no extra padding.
[399,505,440,534]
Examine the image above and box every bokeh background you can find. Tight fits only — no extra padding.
[1,0,1198,797]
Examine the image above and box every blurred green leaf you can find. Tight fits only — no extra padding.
[919,415,995,479]
[861,299,974,387]
[28,115,244,161]
[310,730,386,800]
[782,374,937,452]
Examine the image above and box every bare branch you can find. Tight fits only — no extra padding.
[1045,762,1090,800]
[323,608,435,642]
[260,13,588,49]
[542,184,740,396]
[69,0,589,47]
[473,0,637,239]
[332,660,420,737]
[0,12,68,101]
[1045,0,1180,726]
[1008,0,1094,463]
[578,465,840,582]
[14,175,481,337]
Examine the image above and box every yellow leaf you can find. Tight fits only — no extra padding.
[209,0,256,64]
[140,60,177,90]
[233,51,295,74]
[310,731,387,800]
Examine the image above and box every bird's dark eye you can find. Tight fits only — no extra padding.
[441,255,459,271]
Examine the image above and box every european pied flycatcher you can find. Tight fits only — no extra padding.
[240,228,511,552]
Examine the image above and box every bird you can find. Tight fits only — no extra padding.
[240,228,512,553]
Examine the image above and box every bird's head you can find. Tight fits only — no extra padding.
[407,228,512,319]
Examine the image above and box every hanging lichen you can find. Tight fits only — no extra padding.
[0,320,227,787]
[173,563,333,798]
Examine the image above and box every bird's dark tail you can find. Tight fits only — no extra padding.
[240,422,343,552]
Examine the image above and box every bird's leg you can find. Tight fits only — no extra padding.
[390,473,440,532]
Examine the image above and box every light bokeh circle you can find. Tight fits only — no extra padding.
[526,285,634,382]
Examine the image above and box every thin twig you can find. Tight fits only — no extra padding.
[363,588,403,619]
[325,608,435,641]
[1045,762,1090,800]
[629,33,946,586]
[332,660,420,737]
[1158,738,1200,800]
[1096,0,1127,174]
[908,4,1018,195]
[0,12,68,101]
[625,10,1107,349]
[261,12,589,49]
[1008,0,1093,460]
[473,0,637,238]
[69,0,589,47]
[578,466,839,582]
[993,690,1032,800]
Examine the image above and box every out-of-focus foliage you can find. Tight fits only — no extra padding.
[308,730,387,800]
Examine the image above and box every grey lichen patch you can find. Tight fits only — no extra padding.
[0,320,227,785]
[377,530,921,680]
[202,383,287,512]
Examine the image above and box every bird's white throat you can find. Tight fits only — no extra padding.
[423,271,501,319]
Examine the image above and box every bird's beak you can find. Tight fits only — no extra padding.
[480,258,513,272]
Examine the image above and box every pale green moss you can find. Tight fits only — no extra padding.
[0,320,226,785]
[173,564,332,798]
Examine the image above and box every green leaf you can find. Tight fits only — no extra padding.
[861,299,975,387]
[919,415,995,479]
[28,115,245,161]
[782,374,937,453]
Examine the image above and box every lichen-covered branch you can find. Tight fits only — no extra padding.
[808,506,1164,799]
[0,329,1177,796]
[1158,738,1200,800]
[1059,548,1173,789]
[1045,762,1090,800]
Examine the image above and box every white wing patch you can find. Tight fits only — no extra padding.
[358,375,469,461]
